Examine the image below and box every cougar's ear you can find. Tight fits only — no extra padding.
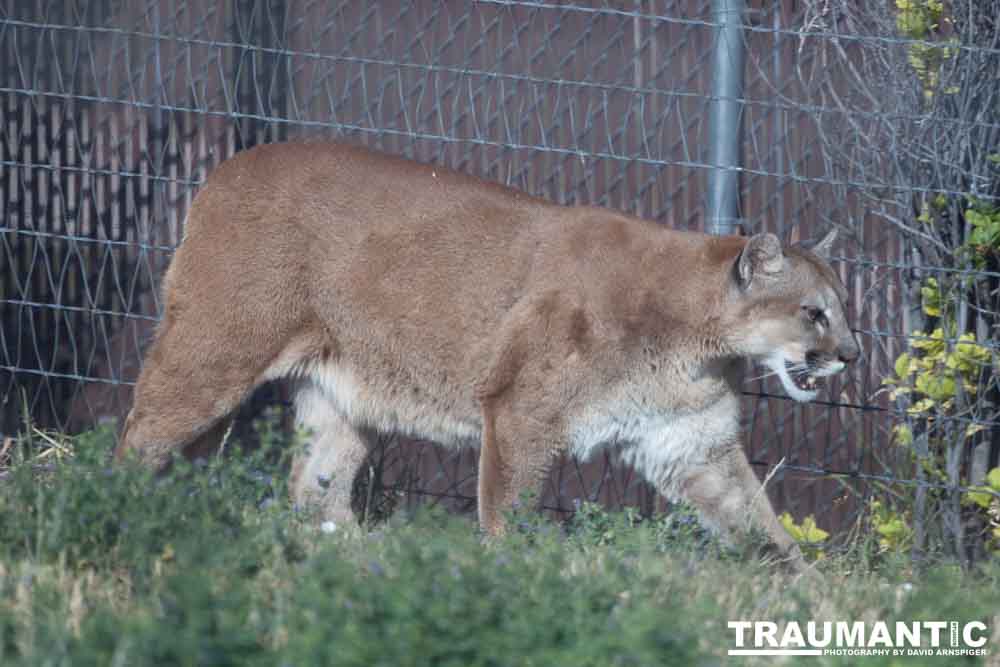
[736,233,784,287]
[811,229,838,259]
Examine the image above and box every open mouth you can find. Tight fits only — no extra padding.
[786,361,823,393]
[763,353,823,403]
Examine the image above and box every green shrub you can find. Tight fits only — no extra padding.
[0,426,996,665]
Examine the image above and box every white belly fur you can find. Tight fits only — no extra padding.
[288,359,739,484]
[294,360,482,448]
[570,395,740,489]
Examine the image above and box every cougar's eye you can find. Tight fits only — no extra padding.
[803,306,827,326]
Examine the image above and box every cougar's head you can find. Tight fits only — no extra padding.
[727,230,860,402]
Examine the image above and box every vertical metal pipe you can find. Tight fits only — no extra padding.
[151,3,166,261]
[707,0,746,236]
[771,3,784,238]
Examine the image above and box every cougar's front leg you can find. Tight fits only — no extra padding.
[476,395,563,537]
[473,294,584,536]
[674,446,806,571]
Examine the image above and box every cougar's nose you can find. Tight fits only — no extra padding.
[838,337,861,364]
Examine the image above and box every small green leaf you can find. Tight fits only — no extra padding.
[799,516,829,543]
[779,512,802,542]
[911,328,945,356]
[894,352,913,380]
[876,517,910,550]
[963,487,993,509]
[917,202,933,225]
[920,278,942,317]
[987,467,1000,492]
[915,372,955,402]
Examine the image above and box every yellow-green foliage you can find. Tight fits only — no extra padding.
[894,0,956,102]
[882,309,994,554]
[919,277,942,316]
[887,199,999,421]
[880,195,1000,557]
[778,512,829,561]
[963,202,1000,267]
[963,468,1000,548]
[895,0,943,36]
[869,500,914,553]
[887,2,1000,560]
[885,327,990,417]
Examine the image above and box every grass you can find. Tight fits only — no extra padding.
[0,424,997,665]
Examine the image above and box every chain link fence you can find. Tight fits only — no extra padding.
[2,0,998,559]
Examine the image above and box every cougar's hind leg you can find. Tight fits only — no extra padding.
[115,314,264,471]
[116,179,312,472]
[289,382,372,526]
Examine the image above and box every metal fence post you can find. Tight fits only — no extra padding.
[707,0,746,237]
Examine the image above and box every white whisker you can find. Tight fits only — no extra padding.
[746,369,780,382]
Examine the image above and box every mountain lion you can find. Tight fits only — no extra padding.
[116,142,859,569]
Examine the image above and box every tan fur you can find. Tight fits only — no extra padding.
[116,142,859,569]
